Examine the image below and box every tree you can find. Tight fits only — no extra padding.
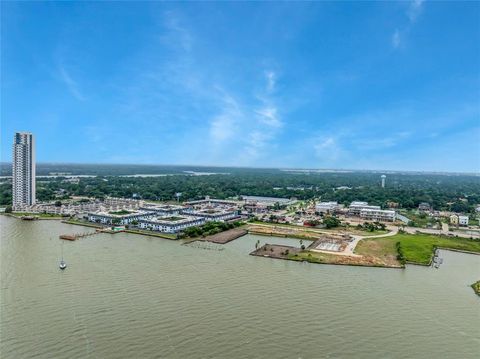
[323,216,341,229]
[54,200,62,207]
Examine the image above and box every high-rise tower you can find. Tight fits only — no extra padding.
[12,132,36,207]
[381,174,386,188]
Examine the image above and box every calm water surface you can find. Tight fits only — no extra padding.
[1,216,479,358]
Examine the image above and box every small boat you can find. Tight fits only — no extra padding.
[59,240,67,270]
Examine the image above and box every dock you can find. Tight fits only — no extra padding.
[59,231,98,241]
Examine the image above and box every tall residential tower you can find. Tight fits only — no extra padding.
[12,132,36,208]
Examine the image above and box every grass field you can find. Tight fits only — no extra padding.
[356,233,480,265]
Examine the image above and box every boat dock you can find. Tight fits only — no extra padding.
[59,231,98,241]
[59,227,126,241]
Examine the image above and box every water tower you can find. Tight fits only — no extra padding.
[381,175,386,188]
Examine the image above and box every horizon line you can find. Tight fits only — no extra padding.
[0,161,479,176]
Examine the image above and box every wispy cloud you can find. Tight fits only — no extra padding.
[392,29,401,49]
[255,106,282,128]
[392,0,426,49]
[209,93,241,143]
[162,10,193,52]
[407,0,425,23]
[265,70,276,93]
[58,64,85,101]
[313,136,343,162]
[253,70,283,128]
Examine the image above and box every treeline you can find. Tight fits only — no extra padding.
[0,171,479,213]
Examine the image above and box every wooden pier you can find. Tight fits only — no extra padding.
[59,231,99,241]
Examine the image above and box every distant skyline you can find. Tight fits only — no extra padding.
[1,1,479,172]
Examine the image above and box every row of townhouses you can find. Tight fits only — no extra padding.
[87,202,240,233]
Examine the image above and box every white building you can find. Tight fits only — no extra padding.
[12,132,36,208]
[348,201,381,216]
[459,216,469,226]
[139,216,205,233]
[359,208,396,222]
[184,196,240,207]
[315,201,339,214]
[88,210,153,225]
[140,204,185,216]
[450,214,469,226]
[191,209,239,222]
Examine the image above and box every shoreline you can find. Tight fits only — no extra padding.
[1,213,64,220]
[249,244,404,269]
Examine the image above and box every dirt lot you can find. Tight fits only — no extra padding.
[248,224,324,240]
[250,244,301,259]
[202,228,248,244]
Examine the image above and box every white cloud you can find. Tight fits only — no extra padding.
[392,29,401,49]
[210,114,235,142]
[162,10,192,52]
[209,93,241,143]
[313,136,343,161]
[392,0,426,50]
[408,0,425,23]
[265,70,276,93]
[58,65,85,101]
[255,106,282,128]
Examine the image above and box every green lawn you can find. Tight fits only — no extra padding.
[356,233,480,265]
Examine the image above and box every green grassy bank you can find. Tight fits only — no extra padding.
[356,233,480,265]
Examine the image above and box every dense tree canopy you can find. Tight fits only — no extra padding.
[0,165,479,213]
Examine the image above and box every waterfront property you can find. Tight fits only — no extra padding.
[138,215,205,233]
[12,132,36,208]
[87,210,153,225]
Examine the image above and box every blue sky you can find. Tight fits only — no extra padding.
[1,1,479,172]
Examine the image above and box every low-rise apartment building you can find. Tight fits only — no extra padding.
[88,210,152,225]
[348,201,381,216]
[138,215,205,233]
[315,201,339,214]
[191,209,239,222]
[140,204,185,216]
[359,208,396,222]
